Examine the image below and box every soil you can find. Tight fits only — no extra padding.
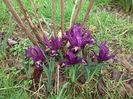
[100,3,133,20]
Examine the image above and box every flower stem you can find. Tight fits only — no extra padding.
[29,0,46,38]
[3,0,37,45]
[57,64,60,95]
[52,0,57,37]
[72,0,83,25]
[82,0,94,27]
[60,0,65,36]
[16,0,44,45]
[69,0,79,27]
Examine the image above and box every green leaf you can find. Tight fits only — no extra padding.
[116,0,133,12]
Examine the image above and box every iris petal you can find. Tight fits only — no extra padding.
[26,46,44,68]
[60,51,85,66]
[96,41,115,62]
[44,36,62,56]
[65,24,94,53]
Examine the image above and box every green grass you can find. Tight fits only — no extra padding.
[0,0,133,98]
[0,67,30,99]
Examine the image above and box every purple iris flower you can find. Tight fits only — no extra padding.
[82,30,95,46]
[26,46,44,68]
[65,24,95,52]
[44,36,50,47]
[50,37,62,52]
[94,41,115,62]
[60,51,86,66]
[44,36,62,56]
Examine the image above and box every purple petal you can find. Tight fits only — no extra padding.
[50,37,62,50]
[44,36,62,56]
[82,30,95,46]
[60,51,84,66]
[49,37,62,56]
[65,24,95,52]
[98,41,109,60]
[26,46,44,67]
[97,41,115,62]
[44,36,50,47]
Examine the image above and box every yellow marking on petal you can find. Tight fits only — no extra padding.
[74,46,79,52]
[36,61,41,65]
[52,50,56,54]
[62,63,65,66]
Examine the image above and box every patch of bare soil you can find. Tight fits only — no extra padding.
[100,3,133,20]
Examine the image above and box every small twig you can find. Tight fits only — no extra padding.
[52,0,57,37]
[31,84,44,96]
[69,0,79,27]
[3,0,37,45]
[0,86,21,91]
[16,0,43,44]
[72,0,83,26]
[21,86,47,98]
[60,0,65,36]
[82,0,94,27]
[117,29,128,37]
[29,0,45,37]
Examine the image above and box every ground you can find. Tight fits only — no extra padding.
[0,0,133,98]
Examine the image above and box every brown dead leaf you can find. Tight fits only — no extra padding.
[117,54,133,72]
[78,74,86,84]
[119,81,133,98]
[111,70,121,81]
[18,75,28,80]
[119,86,126,98]
[122,58,133,70]
[7,38,18,46]
[124,83,133,96]
[111,70,128,81]
[127,77,133,88]
[97,77,106,96]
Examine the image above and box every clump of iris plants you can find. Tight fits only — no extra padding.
[26,24,115,80]
[4,0,115,94]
